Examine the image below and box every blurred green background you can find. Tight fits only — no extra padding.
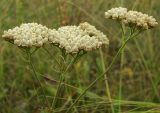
[0,0,160,113]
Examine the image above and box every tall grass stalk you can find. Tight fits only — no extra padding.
[118,22,126,113]
[133,39,160,100]
[66,30,142,113]
[99,49,115,113]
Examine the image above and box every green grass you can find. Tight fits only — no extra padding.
[0,0,160,113]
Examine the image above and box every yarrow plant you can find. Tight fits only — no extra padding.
[2,7,158,113]
[49,22,109,110]
[2,21,109,112]
[105,8,157,113]
[66,7,158,113]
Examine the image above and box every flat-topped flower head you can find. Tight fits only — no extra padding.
[105,7,127,20]
[2,23,51,47]
[79,22,109,45]
[123,11,158,30]
[105,7,158,30]
[49,22,109,54]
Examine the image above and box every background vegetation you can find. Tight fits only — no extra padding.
[0,0,159,113]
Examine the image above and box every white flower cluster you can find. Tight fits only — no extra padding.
[123,11,158,29]
[48,29,60,44]
[79,22,109,45]
[49,22,109,54]
[2,22,109,53]
[2,23,55,47]
[105,7,127,20]
[105,7,158,29]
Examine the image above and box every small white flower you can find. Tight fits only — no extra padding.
[49,22,109,54]
[105,7,127,20]
[105,7,158,30]
[123,11,158,29]
[48,29,60,44]
[2,23,51,47]
[79,22,109,45]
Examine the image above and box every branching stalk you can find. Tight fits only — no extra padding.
[65,31,141,113]
[51,53,82,112]
[26,50,50,112]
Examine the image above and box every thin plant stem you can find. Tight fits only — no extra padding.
[51,54,79,111]
[118,22,126,113]
[30,76,41,105]
[65,32,141,113]
[26,50,50,112]
[99,49,115,113]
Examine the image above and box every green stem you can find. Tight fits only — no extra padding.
[26,50,50,112]
[51,54,78,112]
[65,32,140,113]
[99,49,115,113]
[118,23,126,113]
